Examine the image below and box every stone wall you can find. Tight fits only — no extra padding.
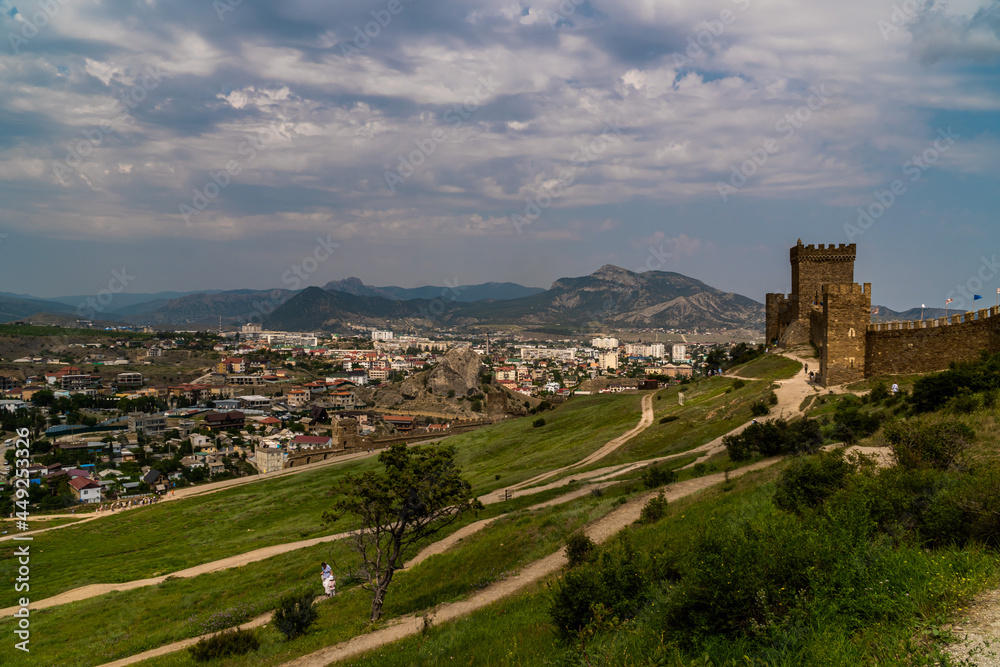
[820,282,871,386]
[790,241,856,319]
[865,307,1000,377]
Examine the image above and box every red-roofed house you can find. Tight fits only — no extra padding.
[68,477,102,503]
[292,435,333,449]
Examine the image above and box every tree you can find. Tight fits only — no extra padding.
[324,443,482,621]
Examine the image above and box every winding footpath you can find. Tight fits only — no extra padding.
[5,354,831,666]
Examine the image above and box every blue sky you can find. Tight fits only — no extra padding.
[0,0,998,311]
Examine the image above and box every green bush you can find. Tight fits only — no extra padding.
[750,401,770,417]
[533,417,546,428]
[638,491,668,524]
[769,391,779,406]
[723,418,823,461]
[641,463,677,489]
[272,591,318,640]
[659,415,679,424]
[884,420,974,470]
[832,395,885,444]
[565,532,596,567]
[868,382,891,404]
[732,379,746,390]
[550,533,648,641]
[188,628,260,662]
[773,449,857,514]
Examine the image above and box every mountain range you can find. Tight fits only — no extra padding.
[0,266,810,332]
[264,265,765,332]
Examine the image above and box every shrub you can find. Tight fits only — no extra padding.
[272,591,318,640]
[470,399,483,412]
[659,415,679,424]
[550,533,648,641]
[884,420,975,471]
[188,628,260,662]
[868,382,891,404]
[750,401,770,417]
[950,388,980,414]
[533,417,546,428]
[732,379,746,390]
[638,491,668,524]
[723,418,823,461]
[565,532,596,567]
[769,391,779,405]
[773,449,857,514]
[641,463,677,489]
[832,396,884,444]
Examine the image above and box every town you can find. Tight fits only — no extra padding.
[0,321,736,511]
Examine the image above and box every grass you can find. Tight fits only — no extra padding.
[0,392,645,603]
[445,392,644,492]
[7,485,629,667]
[574,356,801,472]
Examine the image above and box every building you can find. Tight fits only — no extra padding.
[229,375,265,386]
[382,415,415,431]
[254,445,285,473]
[590,337,619,350]
[116,372,144,388]
[767,241,871,386]
[597,349,619,371]
[68,477,102,503]
[203,410,246,430]
[127,412,166,435]
[238,395,272,410]
[371,330,394,341]
[671,344,687,362]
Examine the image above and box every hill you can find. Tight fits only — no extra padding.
[323,277,545,302]
[267,265,764,332]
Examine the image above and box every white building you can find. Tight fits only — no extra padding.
[624,343,667,358]
[598,349,619,371]
[672,344,687,362]
[372,330,394,342]
[590,337,619,350]
[518,346,578,362]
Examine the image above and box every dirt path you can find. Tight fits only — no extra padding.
[480,393,654,503]
[283,458,781,667]
[0,531,351,616]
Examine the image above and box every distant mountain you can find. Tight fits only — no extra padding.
[268,265,764,332]
[123,290,297,326]
[873,306,953,321]
[0,295,78,323]
[322,277,545,302]
[264,287,428,331]
[451,265,763,330]
[40,290,227,314]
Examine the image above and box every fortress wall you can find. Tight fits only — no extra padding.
[865,307,1000,377]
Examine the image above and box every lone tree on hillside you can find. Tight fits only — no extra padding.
[324,443,482,621]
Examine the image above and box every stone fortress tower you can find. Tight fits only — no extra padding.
[767,240,1000,387]
[766,240,871,386]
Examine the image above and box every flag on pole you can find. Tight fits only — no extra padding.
[871,307,879,314]
[946,298,954,304]
[922,304,926,308]
[974,295,982,301]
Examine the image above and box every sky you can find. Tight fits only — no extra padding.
[0,0,998,311]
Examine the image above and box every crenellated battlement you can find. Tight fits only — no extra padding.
[823,282,871,298]
[868,306,1000,332]
[791,241,856,263]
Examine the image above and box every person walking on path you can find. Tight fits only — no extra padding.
[321,562,335,597]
